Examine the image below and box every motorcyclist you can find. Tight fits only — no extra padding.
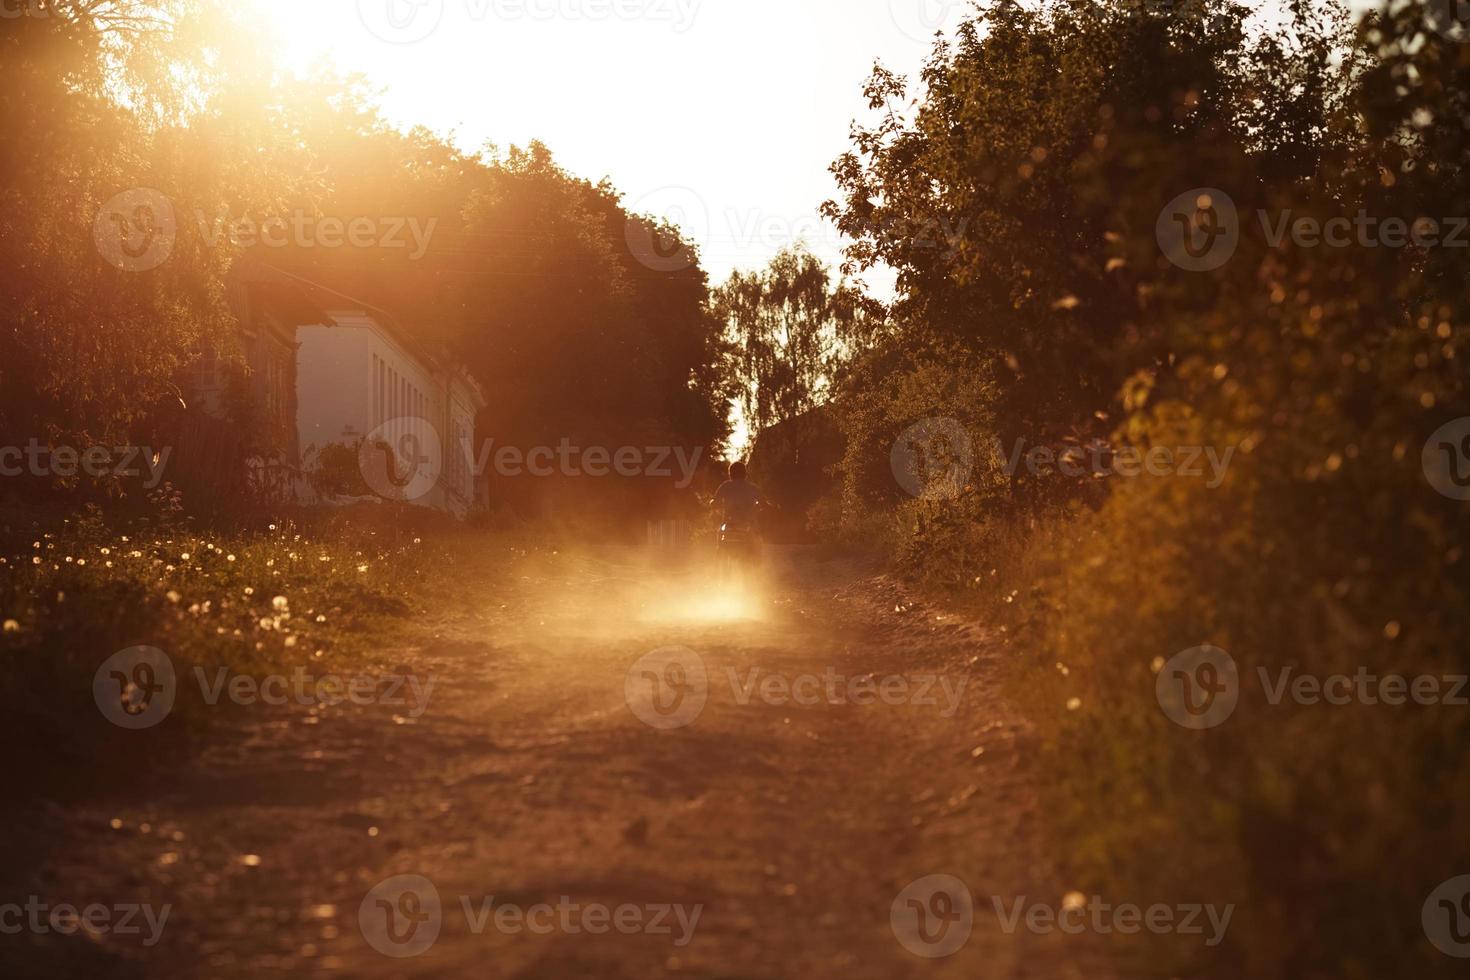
[712,461,767,530]
[710,461,767,577]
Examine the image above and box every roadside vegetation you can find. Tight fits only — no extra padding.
[7,1,1467,975]
[2,1,727,495]
[0,496,511,796]
[2,1,726,796]
[802,2,1470,976]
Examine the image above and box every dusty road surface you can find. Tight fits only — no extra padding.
[3,545,1113,979]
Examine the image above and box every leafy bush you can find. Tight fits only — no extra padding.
[0,497,466,797]
[306,441,371,498]
[826,1,1470,975]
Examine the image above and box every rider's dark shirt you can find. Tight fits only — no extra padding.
[714,480,764,525]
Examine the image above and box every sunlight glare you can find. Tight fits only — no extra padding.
[637,579,768,624]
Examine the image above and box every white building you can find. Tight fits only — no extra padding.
[208,261,486,518]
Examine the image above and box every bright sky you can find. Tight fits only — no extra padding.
[251,0,1380,454]
[251,0,979,294]
[253,0,1381,294]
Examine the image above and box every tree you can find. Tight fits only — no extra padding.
[823,2,1468,976]
[0,1,304,471]
[823,0,1354,459]
[1,5,730,499]
[712,245,884,438]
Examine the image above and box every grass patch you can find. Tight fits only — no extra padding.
[0,498,507,799]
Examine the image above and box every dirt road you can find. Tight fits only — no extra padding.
[4,545,1113,978]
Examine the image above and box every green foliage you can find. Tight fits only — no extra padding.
[3,6,729,502]
[0,2,308,457]
[828,1,1470,975]
[714,245,886,438]
[306,443,370,499]
[0,500,462,795]
[825,0,1357,453]
[452,144,729,453]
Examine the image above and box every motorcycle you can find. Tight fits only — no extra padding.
[717,518,762,580]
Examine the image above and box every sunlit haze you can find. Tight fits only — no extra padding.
[248,0,979,293]
[249,0,1377,294]
[6,0,1465,975]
